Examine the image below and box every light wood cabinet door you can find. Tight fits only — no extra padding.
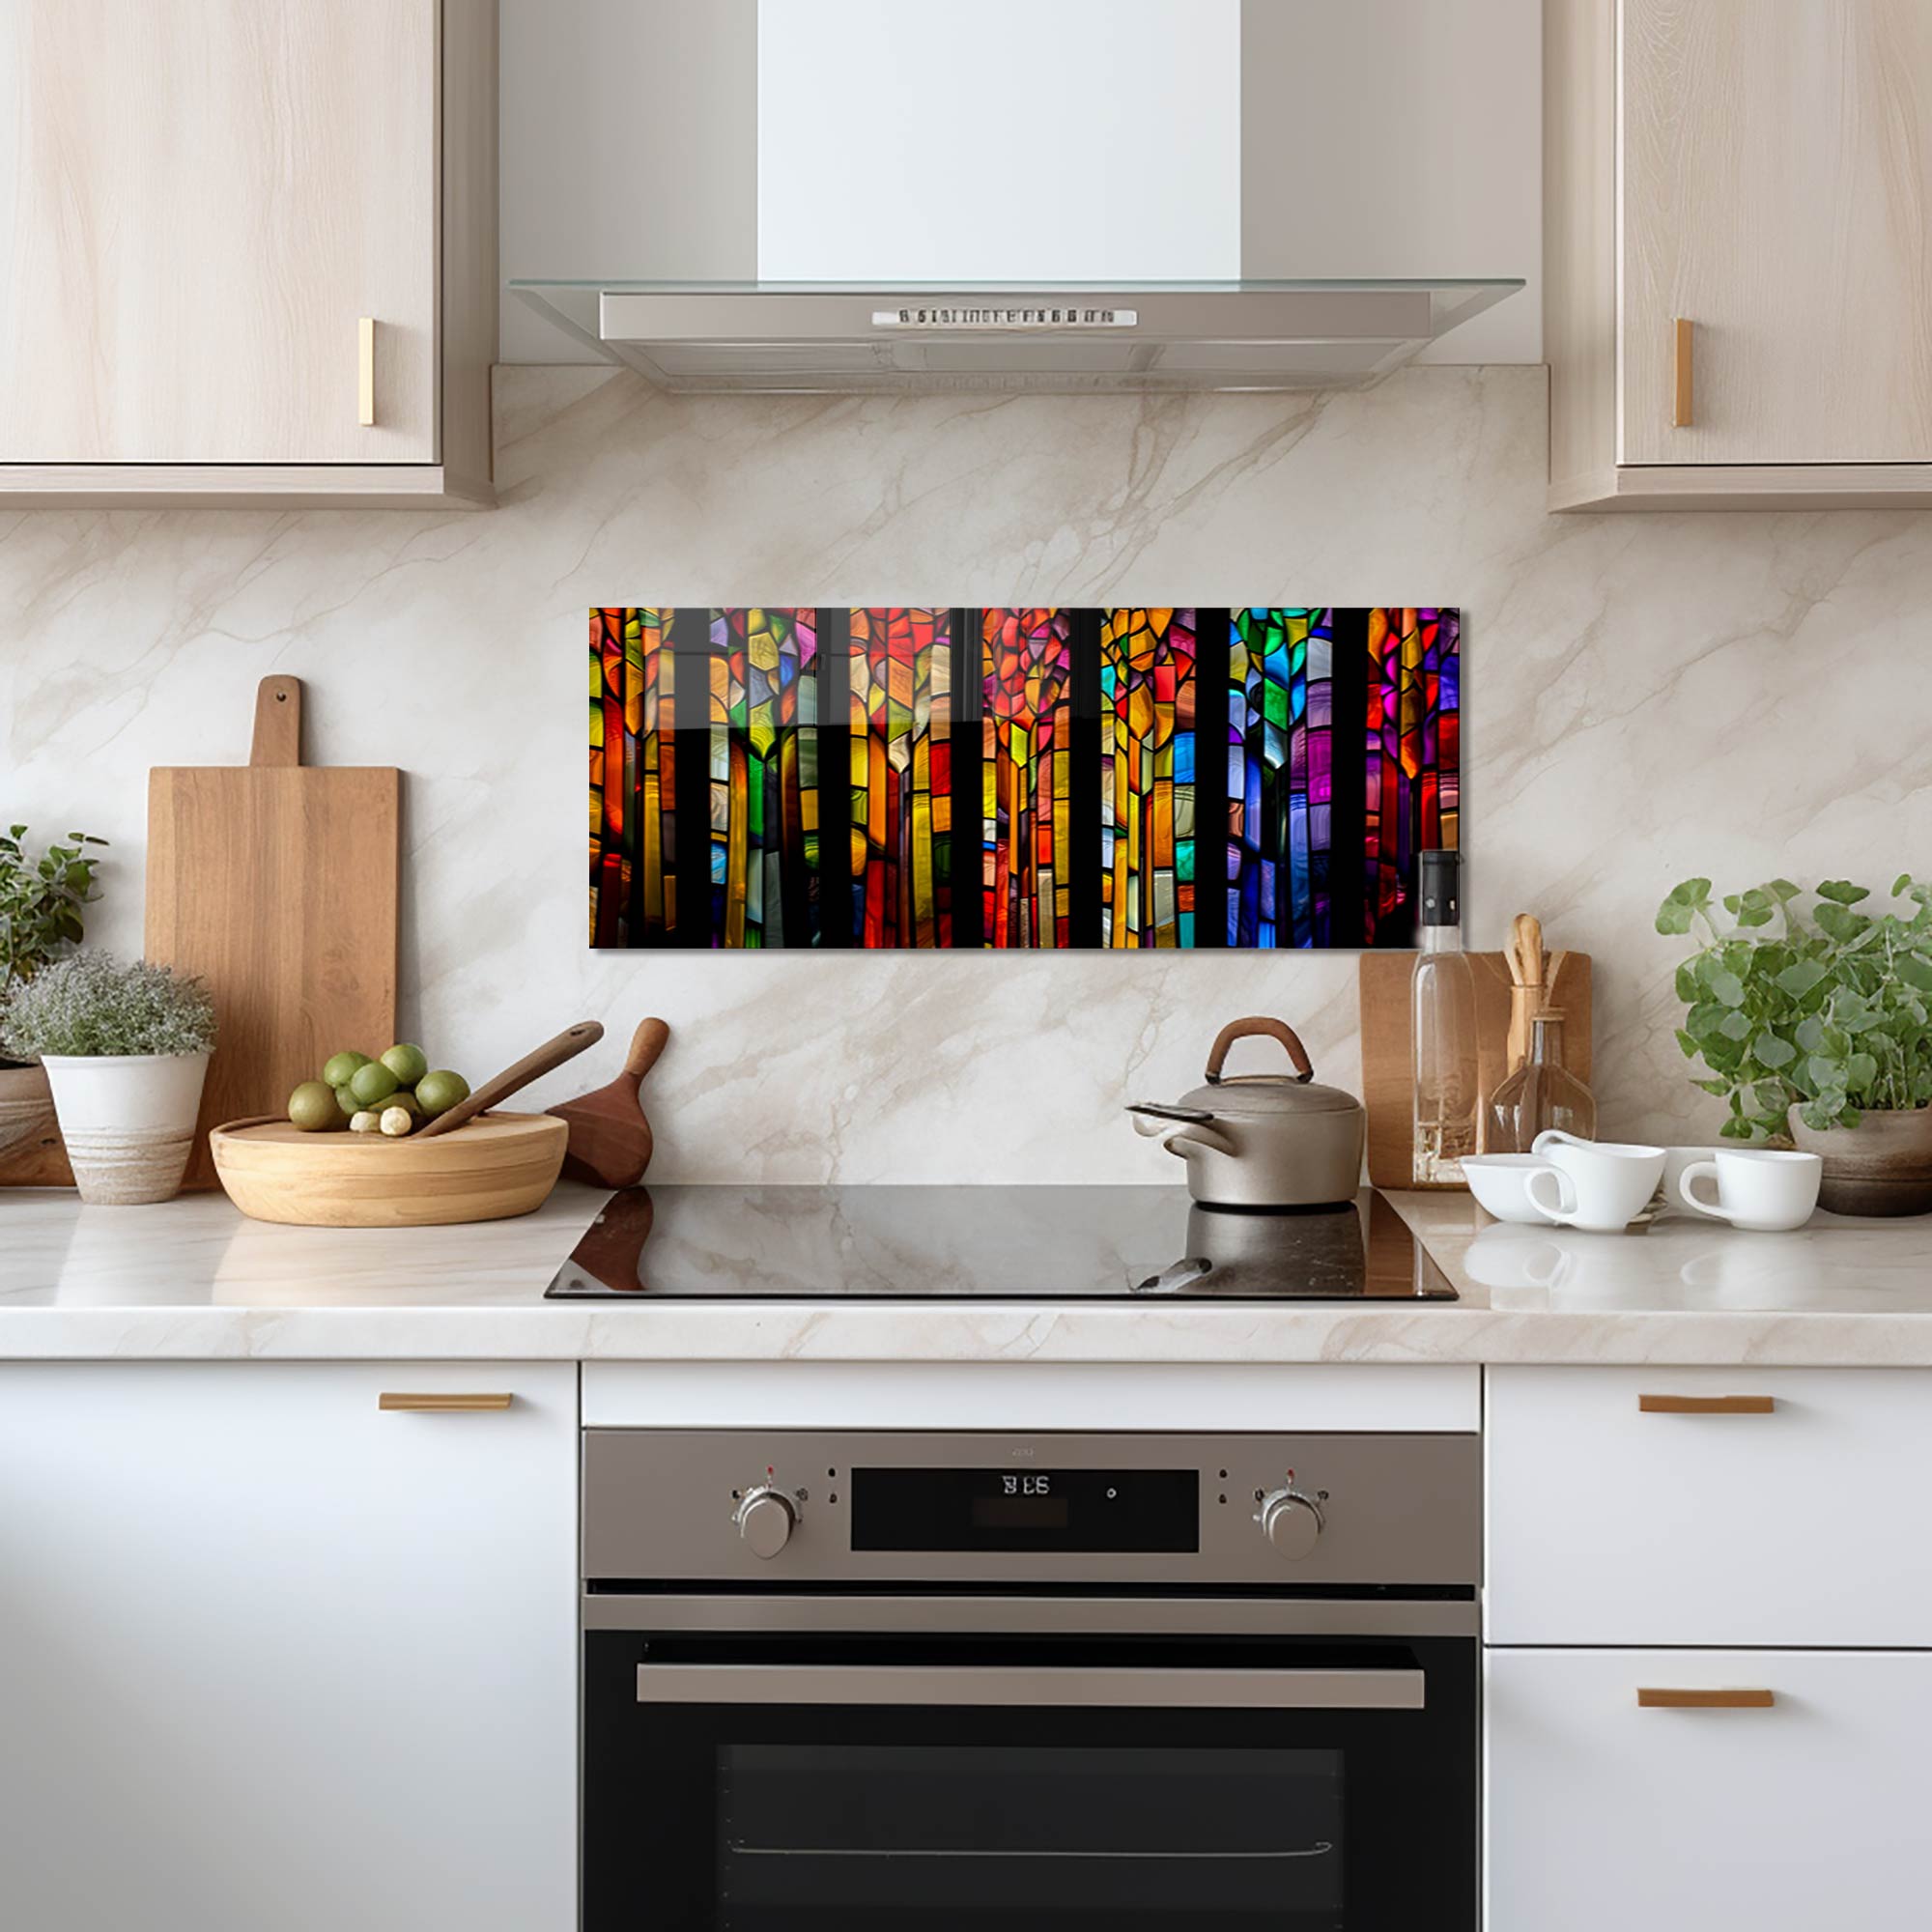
[1487,1648,1932,1932]
[0,0,438,463]
[1620,0,1932,465]
[0,1363,576,1932]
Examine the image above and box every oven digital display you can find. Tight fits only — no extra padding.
[851,1467,1200,1552]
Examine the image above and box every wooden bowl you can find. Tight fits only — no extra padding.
[210,1111,569,1228]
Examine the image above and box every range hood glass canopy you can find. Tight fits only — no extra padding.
[508,279,1524,395]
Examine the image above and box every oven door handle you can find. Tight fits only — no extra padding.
[636,1663,1425,1710]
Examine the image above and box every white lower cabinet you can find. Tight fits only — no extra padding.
[1486,1647,1932,1930]
[0,1362,577,1932]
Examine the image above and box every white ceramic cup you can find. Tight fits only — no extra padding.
[1524,1130,1668,1233]
[1661,1146,1722,1212]
[1462,1153,1564,1225]
[1676,1148,1823,1233]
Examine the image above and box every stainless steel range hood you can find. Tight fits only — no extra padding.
[508,279,1524,396]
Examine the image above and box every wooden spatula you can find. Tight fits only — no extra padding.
[414,1022,604,1140]
[549,1018,670,1188]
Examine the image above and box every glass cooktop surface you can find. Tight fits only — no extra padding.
[544,1186,1454,1302]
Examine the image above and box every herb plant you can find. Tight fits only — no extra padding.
[1657,875,1932,1141]
[0,953,216,1062]
[0,824,107,1001]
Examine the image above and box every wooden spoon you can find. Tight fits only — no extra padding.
[1505,914,1546,1072]
[414,1022,605,1140]
[549,1017,670,1188]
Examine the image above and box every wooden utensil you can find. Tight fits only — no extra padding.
[414,1022,605,1140]
[1505,913,1548,1072]
[146,676,399,1187]
[549,1017,670,1187]
[1358,948,1594,1189]
[210,1112,567,1227]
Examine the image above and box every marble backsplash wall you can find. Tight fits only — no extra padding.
[5,365,1931,1180]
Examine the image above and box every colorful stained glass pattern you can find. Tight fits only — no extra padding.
[982,608,1073,948]
[710,608,819,948]
[1101,608,1196,948]
[589,607,674,947]
[1228,609,1331,949]
[589,605,1459,951]
[850,607,952,948]
[1367,607,1460,939]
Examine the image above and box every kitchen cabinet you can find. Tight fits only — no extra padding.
[0,0,497,506]
[1546,0,1932,508]
[0,1362,575,1932]
[1486,1648,1932,1930]
[1486,1366,1932,1646]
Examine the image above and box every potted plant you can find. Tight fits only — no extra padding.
[0,953,216,1205]
[0,824,107,1160]
[1657,874,1932,1214]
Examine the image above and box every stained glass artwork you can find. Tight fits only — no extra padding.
[589,605,1458,951]
[1101,608,1196,948]
[982,608,1072,949]
[850,607,952,949]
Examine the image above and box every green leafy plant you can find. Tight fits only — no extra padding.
[1657,875,1932,1141]
[0,824,107,1000]
[0,953,216,1062]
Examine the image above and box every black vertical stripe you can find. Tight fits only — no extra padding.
[670,607,715,949]
[1067,608,1102,949]
[948,608,982,950]
[816,607,854,949]
[1328,607,1369,949]
[1191,608,1232,950]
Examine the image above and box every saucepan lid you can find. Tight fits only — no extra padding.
[1170,1016,1362,1118]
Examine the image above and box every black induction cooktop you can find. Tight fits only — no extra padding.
[543,1185,1454,1301]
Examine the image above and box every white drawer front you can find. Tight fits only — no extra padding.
[1486,1648,1932,1932]
[1487,1367,1932,1645]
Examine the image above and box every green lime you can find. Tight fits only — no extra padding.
[289,1080,345,1132]
[349,1060,400,1106]
[322,1050,371,1087]
[334,1083,361,1119]
[414,1069,470,1116]
[387,1087,423,1116]
[381,1042,429,1087]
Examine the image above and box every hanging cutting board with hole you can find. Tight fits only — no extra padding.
[146,677,399,1188]
[1358,949,1593,1190]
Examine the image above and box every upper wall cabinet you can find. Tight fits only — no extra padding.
[1547,0,1932,509]
[0,0,497,507]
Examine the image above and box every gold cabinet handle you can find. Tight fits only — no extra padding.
[1638,1688,1776,1710]
[1638,1393,1775,1415]
[378,1392,513,1412]
[358,316,377,426]
[1671,317,1694,427]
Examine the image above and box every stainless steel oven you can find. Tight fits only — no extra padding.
[582,1429,1480,1931]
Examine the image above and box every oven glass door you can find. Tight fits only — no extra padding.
[584,1628,1474,1931]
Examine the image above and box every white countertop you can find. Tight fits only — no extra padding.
[6,1182,1932,1365]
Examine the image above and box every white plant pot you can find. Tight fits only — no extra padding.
[41,1052,211,1206]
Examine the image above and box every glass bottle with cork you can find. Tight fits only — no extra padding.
[1411,849,1479,1185]
[1487,1007,1597,1152]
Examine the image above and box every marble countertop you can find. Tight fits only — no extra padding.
[6,1181,1932,1365]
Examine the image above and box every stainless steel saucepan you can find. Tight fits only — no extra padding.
[1128,1017,1366,1208]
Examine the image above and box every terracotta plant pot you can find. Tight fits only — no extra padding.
[1787,1104,1932,1217]
[0,1060,58,1159]
[41,1051,211,1206]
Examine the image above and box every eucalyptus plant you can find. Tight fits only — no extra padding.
[0,824,106,1000]
[1657,875,1932,1141]
[0,953,216,1063]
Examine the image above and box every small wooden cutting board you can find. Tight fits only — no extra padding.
[147,677,399,1186]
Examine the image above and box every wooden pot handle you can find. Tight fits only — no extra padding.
[1205,1017,1315,1085]
[416,1022,606,1139]
[625,1017,671,1082]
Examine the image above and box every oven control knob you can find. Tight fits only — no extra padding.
[1256,1488,1323,1561]
[734,1486,796,1560]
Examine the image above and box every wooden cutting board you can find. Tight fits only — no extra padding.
[147,677,399,1187]
[1358,948,1593,1189]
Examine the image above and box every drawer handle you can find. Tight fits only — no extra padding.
[358,316,377,426]
[1671,317,1694,427]
[1638,1688,1776,1710]
[1638,1394,1775,1415]
[378,1392,513,1412]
